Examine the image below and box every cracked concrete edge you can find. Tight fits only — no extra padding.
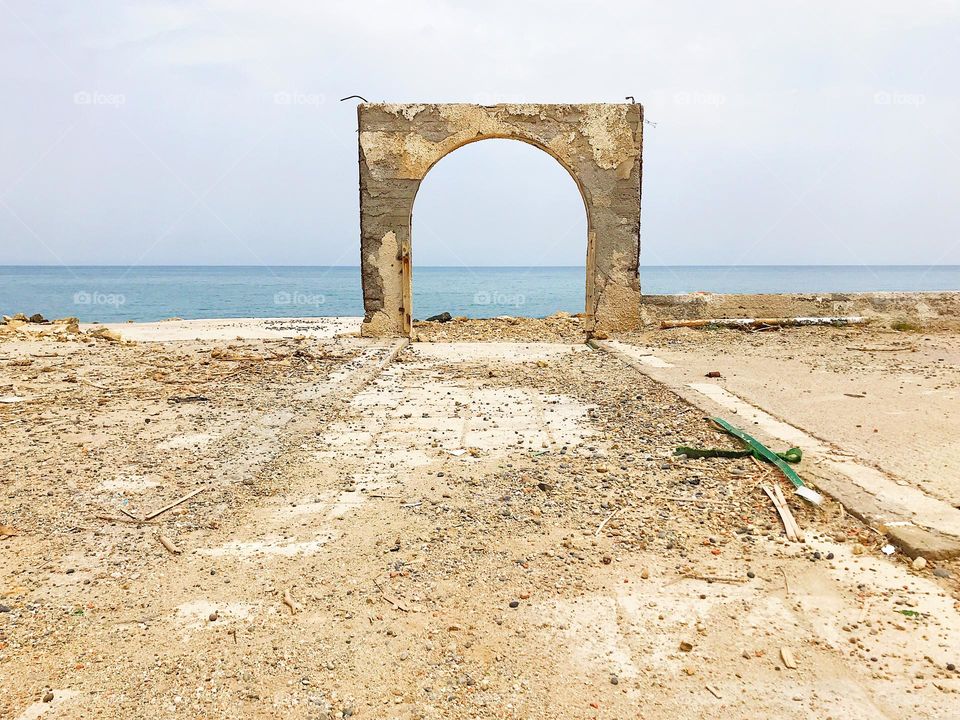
[588,339,960,560]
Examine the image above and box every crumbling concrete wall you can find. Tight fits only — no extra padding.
[358,103,643,337]
[639,291,960,330]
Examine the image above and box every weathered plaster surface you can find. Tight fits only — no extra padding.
[357,103,643,336]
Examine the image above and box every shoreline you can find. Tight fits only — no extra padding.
[3,289,958,334]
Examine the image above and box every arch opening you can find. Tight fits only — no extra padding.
[409,137,591,324]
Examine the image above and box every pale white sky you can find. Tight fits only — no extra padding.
[1,1,958,266]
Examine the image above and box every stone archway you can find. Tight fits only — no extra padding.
[357,103,643,337]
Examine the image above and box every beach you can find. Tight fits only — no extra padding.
[2,312,959,718]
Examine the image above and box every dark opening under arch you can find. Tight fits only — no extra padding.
[409,137,590,320]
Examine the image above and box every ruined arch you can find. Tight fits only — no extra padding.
[357,103,643,337]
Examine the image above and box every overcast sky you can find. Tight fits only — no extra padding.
[1,1,958,267]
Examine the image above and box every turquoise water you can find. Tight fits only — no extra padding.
[1,265,957,323]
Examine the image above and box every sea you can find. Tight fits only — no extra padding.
[1,265,958,323]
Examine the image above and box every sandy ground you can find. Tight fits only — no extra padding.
[617,326,960,508]
[1,319,960,719]
[83,317,364,342]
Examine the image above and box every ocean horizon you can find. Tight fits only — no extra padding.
[2,264,958,323]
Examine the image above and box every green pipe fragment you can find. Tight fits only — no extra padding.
[710,417,806,490]
[674,446,802,463]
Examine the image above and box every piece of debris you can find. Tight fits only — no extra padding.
[144,488,204,520]
[374,579,410,612]
[661,316,867,330]
[674,444,801,463]
[595,508,621,536]
[425,312,452,323]
[680,641,694,652]
[912,556,927,570]
[705,371,722,378]
[158,534,181,555]
[712,417,821,504]
[762,484,803,542]
[283,588,302,615]
[780,646,798,669]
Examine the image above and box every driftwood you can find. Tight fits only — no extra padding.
[144,488,204,520]
[158,534,181,554]
[665,574,747,586]
[846,345,914,352]
[762,484,803,542]
[773,483,805,542]
[282,588,302,615]
[595,508,622,536]
[780,646,798,669]
[373,578,410,612]
[118,506,143,522]
[95,514,156,525]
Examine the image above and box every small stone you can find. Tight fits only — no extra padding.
[0,604,11,613]
[912,556,927,571]
[933,567,951,578]
[640,568,649,579]
[852,543,865,555]
[601,556,612,565]
[947,663,956,672]
[610,675,619,685]
[747,571,755,579]
[679,641,693,652]
[208,611,218,622]
[509,600,519,608]
[43,691,54,703]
